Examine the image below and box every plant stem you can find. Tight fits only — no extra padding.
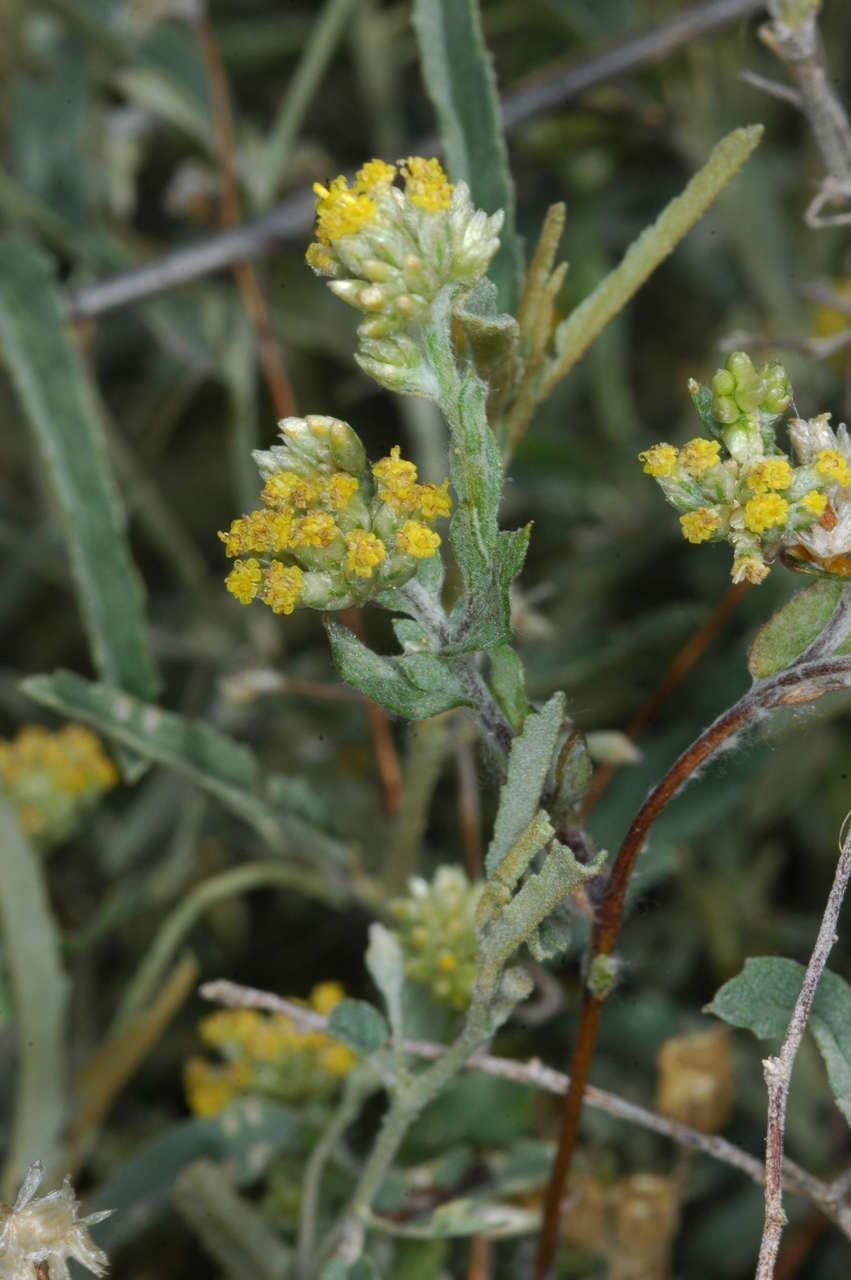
[534,650,851,1278]
[755,821,851,1278]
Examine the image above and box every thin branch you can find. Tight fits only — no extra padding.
[535,650,851,1277]
[718,327,851,360]
[198,978,851,1236]
[738,67,803,107]
[65,0,763,321]
[755,821,851,1279]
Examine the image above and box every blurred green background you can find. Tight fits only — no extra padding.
[2,1,851,1276]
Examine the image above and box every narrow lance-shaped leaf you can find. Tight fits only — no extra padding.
[0,237,159,757]
[707,955,851,1126]
[0,798,69,1198]
[485,692,565,878]
[412,0,523,312]
[22,670,348,866]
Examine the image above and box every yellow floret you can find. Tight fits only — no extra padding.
[219,511,293,556]
[396,520,442,558]
[373,445,419,507]
[679,438,721,476]
[310,981,346,1016]
[800,489,828,518]
[294,511,340,549]
[200,1008,261,1050]
[731,556,770,585]
[680,508,722,544]
[225,558,263,605]
[319,1043,357,1076]
[416,479,452,519]
[261,472,319,511]
[305,242,335,274]
[344,529,386,577]
[743,492,789,534]
[438,952,458,973]
[745,458,793,493]
[816,448,851,487]
[183,1058,249,1118]
[324,472,360,510]
[639,443,679,478]
[355,159,396,192]
[262,561,304,615]
[402,156,453,211]
[312,175,378,245]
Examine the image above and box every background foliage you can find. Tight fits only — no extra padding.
[2,0,851,1277]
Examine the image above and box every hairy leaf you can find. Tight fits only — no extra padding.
[707,955,851,1124]
[485,692,564,878]
[411,0,523,311]
[326,621,472,719]
[748,580,843,678]
[327,999,389,1056]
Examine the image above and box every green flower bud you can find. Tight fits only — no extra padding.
[390,866,483,1010]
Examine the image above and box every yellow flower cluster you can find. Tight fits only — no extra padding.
[401,156,454,211]
[311,158,397,248]
[0,724,117,847]
[639,353,851,584]
[184,982,356,1117]
[221,419,451,615]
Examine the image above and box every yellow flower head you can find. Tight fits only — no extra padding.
[800,489,828,518]
[262,561,304,615]
[731,556,770,585]
[323,472,360,510]
[372,445,419,507]
[219,510,293,557]
[355,159,397,192]
[310,981,346,1016]
[344,529,386,578]
[294,511,340,549]
[680,508,721,544]
[225,557,262,605]
[312,175,378,246]
[416,479,452,520]
[745,457,793,493]
[743,492,789,534]
[816,448,851,487]
[639,443,679,478]
[679,438,721,476]
[183,1058,251,1118]
[318,1043,357,1076]
[396,520,441,558]
[401,156,454,212]
[261,472,319,511]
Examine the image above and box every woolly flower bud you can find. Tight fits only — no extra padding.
[305,156,502,389]
[184,983,356,1116]
[0,1162,111,1280]
[656,1027,733,1133]
[640,354,846,584]
[0,724,118,849]
[220,422,451,614]
[390,866,483,1010]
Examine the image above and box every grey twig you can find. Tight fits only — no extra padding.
[738,66,802,106]
[755,821,851,1278]
[65,0,763,321]
[198,977,851,1238]
[717,326,851,360]
[760,2,851,223]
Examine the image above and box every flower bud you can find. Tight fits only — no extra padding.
[390,866,482,1009]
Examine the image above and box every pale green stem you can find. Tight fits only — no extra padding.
[538,125,764,400]
[174,1157,293,1280]
[112,862,336,1034]
[298,1071,377,1278]
[255,0,359,210]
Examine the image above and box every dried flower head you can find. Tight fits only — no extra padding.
[0,1162,111,1280]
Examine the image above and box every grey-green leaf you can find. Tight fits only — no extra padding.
[326,621,472,719]
[412,0,523,312]
[748,581,843,678]
[366,924,406,1045]
[485,692,565,878]
[489,644,531,733]
[707,955,851,1125]
[0,799,68,1198]
[327,999,389,1057]
[22,670,347,864]
[0,237,159,767]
